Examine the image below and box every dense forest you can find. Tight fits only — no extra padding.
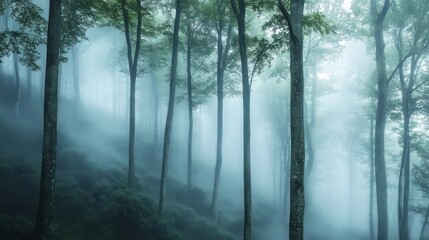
[1,0,429,239]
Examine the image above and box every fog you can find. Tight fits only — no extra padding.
[1,1,429,240]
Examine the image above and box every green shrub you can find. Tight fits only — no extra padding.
[0,214,32,240]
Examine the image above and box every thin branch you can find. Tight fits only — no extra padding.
[277,0,294,39]
[249,38,282,88]
[229,0,239,19]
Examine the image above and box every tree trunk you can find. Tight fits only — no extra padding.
[370,116,375,240]
[278,0,306,239]
[304,103,314,180]
[26,67,32,105]
[71,45,81,114]
[186,16,193,189]
[158,0,182,216]
[13,53,21,115]
[212,0,226,217]
[121,0,142,190]
[150,71,159,161]
[230,0,251,238]
[33,0,62,239]
[370,1,390,239]
[305,73,316,180]
[419,208,429,240]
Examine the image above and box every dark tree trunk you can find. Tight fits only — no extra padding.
[33,0,62,239]
[370,1,390,239]
[26,67,32,104]
[370,116,375,240]
[397,39,417,240]
[71,45,81,113]
[211,0,232,217]
[278,0,306,239]
[419,208,429,240]
[230,0,251,238]
[186,16,193,189]
[121,0,142,190]
[13,53,21,115]
[158,0,182,216]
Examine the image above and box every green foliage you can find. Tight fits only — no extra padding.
[60,0,98,59]
[0,0,46,70]
[0,214,32,240]
[0,146,240,240]
[303,12,336,36]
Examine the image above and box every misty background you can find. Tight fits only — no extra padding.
[1,0,428,240]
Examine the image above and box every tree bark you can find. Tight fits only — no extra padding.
[370,1,390,239]
[158,0,182,217]
[397,45,417,240]
[211,0,232,217]
[278,0,306,239]
[186,15,193,189]
[33,0,62,239]
[370,116,375,240]
[230,0,251,238]
[121,0,142,190]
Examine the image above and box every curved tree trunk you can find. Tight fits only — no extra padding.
[158,0,182,216]
[370,1,390,239]
[212,0,225,217]
[121,0,142,190]
[33,0,62,238]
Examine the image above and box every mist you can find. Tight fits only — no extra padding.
[1,0,429,240]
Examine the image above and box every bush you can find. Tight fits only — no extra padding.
[0,214,32,240]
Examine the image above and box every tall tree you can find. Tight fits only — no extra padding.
[71,45,81,113]
[370,0,390,239]
[185,9,193,189]
[277,0,305,239]
[33,0,62,239]
[211,0,233,217]
[230,0,251,238]
[158,0,182,216]
[391,1,429,239]
[120,0,142,190]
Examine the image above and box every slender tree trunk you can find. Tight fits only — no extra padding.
[398,57,416,240]
[71,45,81,114]
[158,0,182,216]
[304,103,314,180]
[278,0,306,239]
[33,0,62,239]
[371,1,390,239]
[212,0,225,217]
[150,72,159,161]
[26,67,32,104]
[121,0,142,190]
[419,208,429,240]
[186,16,193,189]
[282,130,291,225]
[305,73,316,180]
[13,53,21,115]
[370,116,375,240]
[230,0,252,238]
